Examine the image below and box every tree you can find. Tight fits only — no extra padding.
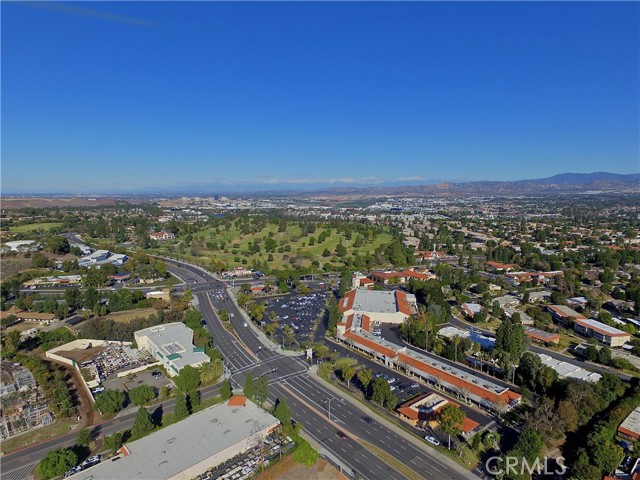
[220,379,232,401]
[254,376,269,406]
[174,392,190,420]
[93,389,126,416]
[370,377,391,405]
[283,325,295,347]
[64,288,82,310]
[598,346,612,365]
[83,287,100,311]
[128,385,156,406]
[584,345,599,361]
[515,352,541,390]
[46,236,71,254]
[37,448,78,480]
[199,360,222,384]
[5,330,21,352]
[31,253,50,268]
[75,428,91,447]
[438,404,465,449]
[591,439,624,476]
[104,431,124,454]
[342,365,355,387]
[174,365,201,394]
[131,406,155,439]
[274,397,292,425]
[508,426,543,474]
[557,400,579,432]
[244,372,255,399]
[357,368,373,390]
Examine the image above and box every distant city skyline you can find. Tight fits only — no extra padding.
[2,1,638,194]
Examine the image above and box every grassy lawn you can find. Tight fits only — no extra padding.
[153,225,393,270]
[10,222,63,233]
[105,307,158,323]
[1,419,74,454]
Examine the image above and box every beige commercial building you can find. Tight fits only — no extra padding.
[69,396,280,480]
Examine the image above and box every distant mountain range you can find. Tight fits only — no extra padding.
[518,172,640,185]
[1,172,638,199]
[305,172,640,197]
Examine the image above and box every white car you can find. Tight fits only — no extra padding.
[424,435,440,446]
[387,377,396,384]
[410,382,420,388]
[243,322,248,327]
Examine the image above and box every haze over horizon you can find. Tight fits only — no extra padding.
[2,2,639,194]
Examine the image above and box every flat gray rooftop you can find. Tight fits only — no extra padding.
[620,406,640,436]
[69,400,279,480]
[353,289,399,314]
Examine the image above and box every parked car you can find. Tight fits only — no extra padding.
[387,377,396,384]
[410,382,420,388]
[424,435,441,446]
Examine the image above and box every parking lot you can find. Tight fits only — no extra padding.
[103,368,173,396]
[331,341,493,435]
[91,343,155,382]
[257,291,328,346]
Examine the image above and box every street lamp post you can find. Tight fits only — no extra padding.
[325,397,344,421]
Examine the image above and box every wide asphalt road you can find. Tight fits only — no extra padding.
[166,259,478,480]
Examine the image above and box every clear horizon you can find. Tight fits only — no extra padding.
[2,2,639,194]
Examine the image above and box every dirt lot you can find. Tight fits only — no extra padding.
[57,345,106,364]
[255,456,346,480]
[106,308,157,323]
[0,256,32,277]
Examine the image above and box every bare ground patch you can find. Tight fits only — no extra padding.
[255,456,346,480]
[56,345,106,364]
[105,308,157,323]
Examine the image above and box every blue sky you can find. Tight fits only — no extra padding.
[2,1,638,194]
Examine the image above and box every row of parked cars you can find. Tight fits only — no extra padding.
[65,455,101,477]
[374,372,420,393]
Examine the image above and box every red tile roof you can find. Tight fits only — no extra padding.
[344,332,397,358]
[339,290,356,313]
[228,395,247,407]
[361,315,371,332]
[574,318,630,338]
[395,352,519,405]
[396,394,479,433]
[344,314,355,331]
[618,426,640,440]
[487,261,519,270]
[395,291,412,316]
[524,329,560,343]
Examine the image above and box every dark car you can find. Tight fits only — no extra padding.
[336,431,348,440]
[361,416,373,424]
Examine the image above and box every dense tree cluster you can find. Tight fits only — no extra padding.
[10,354,73,417]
